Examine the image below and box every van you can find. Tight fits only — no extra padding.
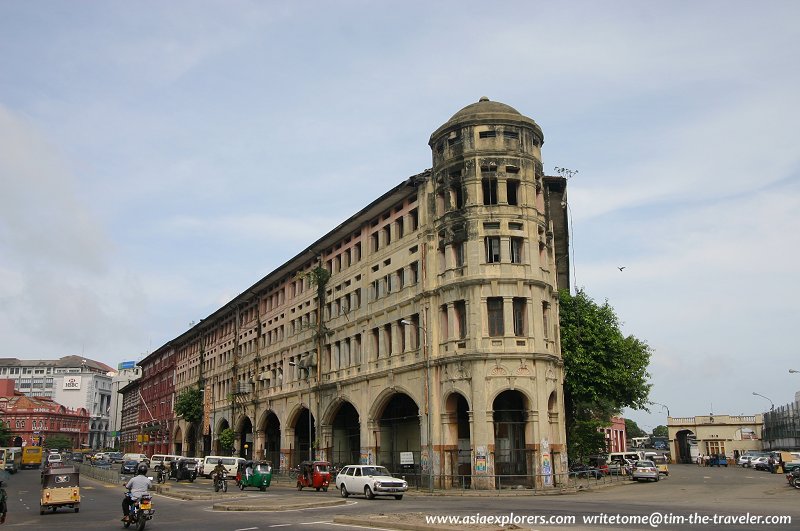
[607,452,643,474]
[22,446,43,469]
[122,453,150,465]
[202,456,245,478]
[150,454,181,470]
[3,448,22,473]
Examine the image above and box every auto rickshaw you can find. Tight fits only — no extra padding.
[169,458,198,482]
[296,460,331,491]
[236,460,272,491]
[40,466,80,514]
[651,454,670,476]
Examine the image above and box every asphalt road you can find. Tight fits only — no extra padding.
[4,463,798,530]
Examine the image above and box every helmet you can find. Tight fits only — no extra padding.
[217,459,223,465]
[137,463,148,476]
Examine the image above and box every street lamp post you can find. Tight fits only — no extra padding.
[752,392,774,411]
[400,318,433,492]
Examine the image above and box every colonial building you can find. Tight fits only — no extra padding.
[668,414,763,463]
[127,98,568,489]
[109,362,142,450]
[0,379,90,449]
[0,356,114,449]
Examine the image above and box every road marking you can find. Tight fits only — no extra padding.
[235,528,259,531]
[268,525,291,528]
[300,522,330,525]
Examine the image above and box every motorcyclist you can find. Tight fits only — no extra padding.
[212,459,227,485]
[122,463,152,522]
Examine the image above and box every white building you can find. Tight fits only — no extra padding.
[0,355,115,449]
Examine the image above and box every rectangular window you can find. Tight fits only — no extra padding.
[395,218,404,239]
[455,300,467,339]
[542,301,551,339]
[453,242,465,267]
[451,183,464,209]
[488,297,504,337]
[409,209,419,231]
[440,305,449,340]
[479,130,497,138]
[371,233,379,252]
[503,130,519,140]
[410,261,419,284]
[383,225,391,246]
[513,297,526,336]
[482,178,498,205]
[510,237,523,264]
[507,179,519,205]
[485,237,501,263]
[397,268,405,290]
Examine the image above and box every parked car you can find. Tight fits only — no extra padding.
[335,465,408,500]
[108,452,124,464]
[568,463,602,479]
[737,455,753,466]
[120,460,139,475]
[750,456,770,471]
[92,458,112,469]
[631,460,660,482]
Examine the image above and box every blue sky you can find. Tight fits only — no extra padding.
[1,1,798,431]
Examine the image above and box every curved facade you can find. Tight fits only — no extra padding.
[166,98,567,489]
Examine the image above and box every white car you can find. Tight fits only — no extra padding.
[335,465,408,500]
[46,453,63,464]
[738,455,754,467]
[631,460,659,482]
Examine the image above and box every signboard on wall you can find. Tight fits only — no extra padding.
[63,376,82,391]
[118,361,136,370]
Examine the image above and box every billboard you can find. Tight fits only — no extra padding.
[63,376,82,391]
[118,361,136,370]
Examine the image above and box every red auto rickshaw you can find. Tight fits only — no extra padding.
[296,460,331,491]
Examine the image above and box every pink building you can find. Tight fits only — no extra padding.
[600,416,627,453]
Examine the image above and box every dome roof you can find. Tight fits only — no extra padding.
[429,97,542,145]
[448,96,522,122]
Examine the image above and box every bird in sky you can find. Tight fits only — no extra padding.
[618,266,626,271]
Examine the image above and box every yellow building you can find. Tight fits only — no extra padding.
[668,414,763,463]
[167,98,568,489]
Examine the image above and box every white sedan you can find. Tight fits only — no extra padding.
[336,465,408,500]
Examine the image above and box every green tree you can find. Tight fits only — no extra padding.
[0,420,12,446]
[44,434,73,451]
[652,425,668,437]
[218,428,235,455]
[175,387,204,425]
[625,419,646,438]
[560,289,652,461]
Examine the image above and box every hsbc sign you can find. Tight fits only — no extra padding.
[63,376,82,390]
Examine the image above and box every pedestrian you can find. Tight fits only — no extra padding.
[768,455,775,474]
[697,453,703,466]
[0,480,7,524]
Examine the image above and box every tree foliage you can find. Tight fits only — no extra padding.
[0,420,12,446]
[625,418,646,438]
[652,425,669,437]
[44,434,73,451]
[218,428,235,454]
[175,387,204,425]
[560,289,652,460]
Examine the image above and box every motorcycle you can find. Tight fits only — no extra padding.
[124,492,155,530]
[155,465,168,484]
[785,467,800,489]
[213,471,228,492]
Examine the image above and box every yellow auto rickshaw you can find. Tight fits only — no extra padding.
[651,454,670,476]
[40,466,80,514]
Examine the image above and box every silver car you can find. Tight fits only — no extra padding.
[335,465,408,500]
[631,460,660,482]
